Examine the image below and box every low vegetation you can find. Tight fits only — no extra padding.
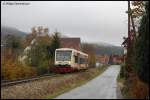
[1,25,101,80]
[1,58,37,80]
[1,66,108,99]
[118,1,149,99]
[118,64,149,99]
[1,27,60,80]
[45,65,108,99]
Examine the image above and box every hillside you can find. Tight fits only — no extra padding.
[94,43,124,56]
[1,25,27,44]
[1,26,124,56]
[81,42,124,56]
[1,25,27,37]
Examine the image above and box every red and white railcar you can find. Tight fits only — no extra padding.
[54,48,88,73]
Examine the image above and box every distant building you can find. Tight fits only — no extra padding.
[108,55,113,64]
[112,55,124,64]
[96,55,110,65]
[60,38,81,51]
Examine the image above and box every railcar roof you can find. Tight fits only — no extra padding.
[56,48,88,57]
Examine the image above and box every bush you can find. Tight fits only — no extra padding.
[37,60,49,75]
[128,74,149,99]
[120,63,126,78]
[120,64,125,77]
[1,58,37,80]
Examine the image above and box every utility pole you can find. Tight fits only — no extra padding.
[126,1,131,64]
[125,1,131,79]
[131,15,136,35]
[128,1,131,49]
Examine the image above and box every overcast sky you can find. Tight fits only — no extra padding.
[1,1,128,46]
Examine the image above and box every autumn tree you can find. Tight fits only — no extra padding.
[22,27,37,48]
[81,43,96,67]
[26,36,51,74]
[121,2,149,99]
[127,1,149,83]
[48,31,61,65]
[1,34,37,80]
[4,34,23,60]
[25,27,61,74]
[124,1,146,78]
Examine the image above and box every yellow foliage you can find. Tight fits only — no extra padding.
[131,1,145,18]
[88,54,96,67]
[1,58,37,80]
[37,34,51,45]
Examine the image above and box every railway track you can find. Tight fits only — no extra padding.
[1,74,59,87]
[1,69,90,87]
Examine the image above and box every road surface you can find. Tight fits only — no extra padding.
[55,65,121,99]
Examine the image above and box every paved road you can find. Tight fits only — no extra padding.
[55,65,121,99]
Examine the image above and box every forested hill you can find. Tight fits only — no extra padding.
[94,44,124,56]
[81,42,124,56]
[1,25,27,37]
[1,25,27,44]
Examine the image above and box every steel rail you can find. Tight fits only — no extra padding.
[1,74,59,87]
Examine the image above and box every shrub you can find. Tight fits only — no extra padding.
[120,63,126,78]
[37,60,49,75]
[128,75,149,99]
[1,58,37,80]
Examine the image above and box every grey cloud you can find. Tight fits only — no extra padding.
[1,1,128,46]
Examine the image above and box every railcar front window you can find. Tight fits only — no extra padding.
[56,51,72,61]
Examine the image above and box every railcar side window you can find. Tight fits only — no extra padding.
[78,58,85,64]
[75,56,78,63]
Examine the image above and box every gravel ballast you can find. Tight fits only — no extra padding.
[1,68,104,99]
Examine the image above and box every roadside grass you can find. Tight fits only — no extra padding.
[44,65,108,99]
[117,70,127,99]
[118,73,149,99]
[117,64,149,99]
[117,64,130,99]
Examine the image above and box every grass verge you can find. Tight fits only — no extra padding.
[44,65,108,99]
[117,63,149,99]
[117,71,127,99]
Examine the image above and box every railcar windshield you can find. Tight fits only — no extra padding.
[56,50,72,61]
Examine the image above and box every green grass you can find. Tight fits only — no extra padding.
[44,66,108,99]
